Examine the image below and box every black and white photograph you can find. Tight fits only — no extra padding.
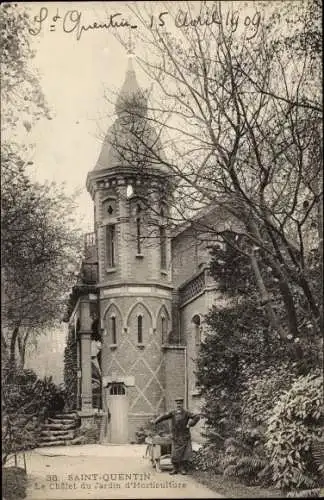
[1,1,323,499]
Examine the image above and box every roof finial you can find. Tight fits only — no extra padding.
[127,28,135,56]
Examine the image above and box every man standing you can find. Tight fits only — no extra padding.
[152,398,200,475]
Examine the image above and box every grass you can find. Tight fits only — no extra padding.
[191,469,283,498]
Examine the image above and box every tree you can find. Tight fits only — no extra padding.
[1,177,83,367]
[2,366,66,465]
[1,2,51,136]
[104,0,322,350]
[1,4,83,368]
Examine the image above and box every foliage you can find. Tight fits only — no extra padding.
[196,296,292,445]
[209,235,256,296]
[241,363,296,430]
[265,372,323,491]
[2,467,27,500]
[112,0,323,346]
[1,2,50,134]
[191,443,222,473]
[2,366,66,465]
[196,230,322,491]
[286,489,321,498]
[1,169,83,366]
[1,4,82,367]
[63,326,78,411]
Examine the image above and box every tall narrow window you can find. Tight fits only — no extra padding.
[161,316,167,344]
[193,315,201,346]
[111,316,117,345]
[193,315,202,389]
[160,226,167,269]
[106,225,115,267]
[137,315,143,344]
[136,204,141,254]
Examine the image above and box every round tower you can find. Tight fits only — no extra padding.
[86,54,174,443]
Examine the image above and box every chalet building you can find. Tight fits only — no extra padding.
[63,54,231,444]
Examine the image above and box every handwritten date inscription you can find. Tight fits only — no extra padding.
[29,8,261,41]
[29,8,136,40]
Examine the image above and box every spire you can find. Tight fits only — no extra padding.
[115,35,147,117]
[126,29,135,56]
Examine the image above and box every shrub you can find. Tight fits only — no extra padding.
[265,372,323,492]
[219,437,271,486]
[2,466,27,499]
[241,363,296,429]
[192,443,221,472]
[2,367,66,464]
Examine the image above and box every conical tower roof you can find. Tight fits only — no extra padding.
[92,55,169,175]
[115,56,147,117]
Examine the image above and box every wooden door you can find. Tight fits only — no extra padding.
[106,383,128,443]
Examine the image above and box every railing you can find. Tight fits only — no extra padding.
[80,262,98,284]
[179,269,206,305]
[84,232,97,259]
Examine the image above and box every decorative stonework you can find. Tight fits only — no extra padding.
[179,269,206,306]
[105,300,166,415]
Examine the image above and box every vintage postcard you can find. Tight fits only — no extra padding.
[2,1,323,499]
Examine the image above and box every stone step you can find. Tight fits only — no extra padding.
[48,418,77,425]
[55,413,78,419]
[39,434,74,442]
[39,440,67,447]
[43,423,76,431]
[41,430,74,437]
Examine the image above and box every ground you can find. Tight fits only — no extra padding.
[191,470,282,498]
[22,444,222,499]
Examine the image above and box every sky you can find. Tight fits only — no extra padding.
[26,2,152,232]
[23,0,269,232]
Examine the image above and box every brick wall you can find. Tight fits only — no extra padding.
[164,346,186,410]
[172,228,199,288]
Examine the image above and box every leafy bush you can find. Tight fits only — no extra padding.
[219,437,270,486]
[192,443,221,472]
[242,363,296,429]
[265,372,323,492]
[2,466,27,500]
[2,367,66,464]
[286,489,321,498]
[63,326,78,411]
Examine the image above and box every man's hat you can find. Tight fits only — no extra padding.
[175,397,184,402]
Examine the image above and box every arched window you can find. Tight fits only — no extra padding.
[106,224,115,268]
[160,226,167,269]
[111,316,117,345]
[161,316,167,344]
[136,204,142,254]
[192,315,201,346]
[137,315,143,344]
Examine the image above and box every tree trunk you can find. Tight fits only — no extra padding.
[9,325,20,367]
[250,251,286,339]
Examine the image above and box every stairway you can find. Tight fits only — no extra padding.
[39,412,80,447]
